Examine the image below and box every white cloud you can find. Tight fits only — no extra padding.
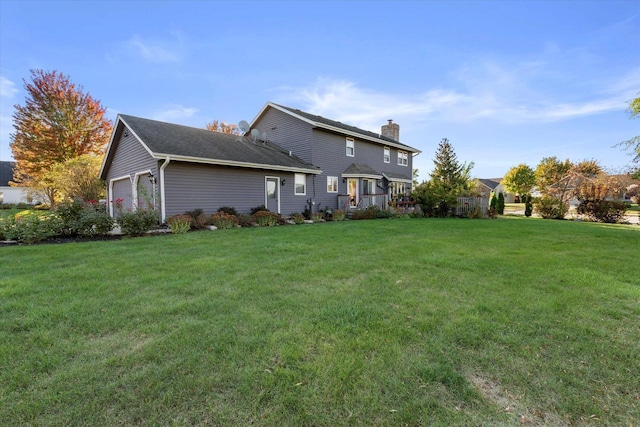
[150,105,199,122]
[0,76,18,98]
[277,61,637,131]
[127,34,182,63]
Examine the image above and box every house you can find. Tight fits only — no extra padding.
[476,178,516,203]
[99,103,421,221]
[0,161,35,205]
[250,103,420,211]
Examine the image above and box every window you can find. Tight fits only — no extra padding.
[397,151,408,166]
[384,146,390,163]
[346,137,355,157]
[364,179,375,195]
[327,176,338,193]
[295,173,306,195]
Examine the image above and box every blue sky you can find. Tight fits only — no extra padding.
[1,0,638,180]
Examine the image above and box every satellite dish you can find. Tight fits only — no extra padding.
[262,131,268,142]
[250,129,260,142]
[238,120,250,133]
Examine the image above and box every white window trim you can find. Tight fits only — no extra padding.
[327,176,338,193]
[384,146,390,163]
[346,137,355,157]
[294,173,306,195]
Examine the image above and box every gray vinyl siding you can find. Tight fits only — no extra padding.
[163,162,309,217]
[309,129,413,210]
[105,132,158,209]
[105,133,157,181]
[252,108,314,164]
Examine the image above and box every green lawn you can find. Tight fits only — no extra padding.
[1,218,639,425]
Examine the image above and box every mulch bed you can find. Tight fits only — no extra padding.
[1,235,123,247]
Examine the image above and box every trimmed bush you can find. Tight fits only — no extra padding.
[210,212,239,229]
[252,210,278,227]
[332,209,345,221]
[577,200,629,224]
[0,212,63,244]
[167,214,192,234]
[250,205,269,215]
[497,192,505,215]
[217,206,238,217]
[118,209,158,237]
[290,213,306,224]
[311,212,324,221]
[56,199,114,237]
[533,195,568,219]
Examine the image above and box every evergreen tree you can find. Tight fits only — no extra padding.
[497,192,505,215]
[428,138,474,216]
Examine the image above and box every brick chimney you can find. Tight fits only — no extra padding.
[381,119,399,141]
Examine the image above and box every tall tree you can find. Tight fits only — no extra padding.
[501,164,536,198]
[423,138,474,216]
[9,70,112,205]
[619,95,640,178]
[534,157,603,219]
[48,154,105,202]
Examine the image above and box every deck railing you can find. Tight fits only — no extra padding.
[338,194,389,211]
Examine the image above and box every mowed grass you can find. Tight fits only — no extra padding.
[1,218,638,426]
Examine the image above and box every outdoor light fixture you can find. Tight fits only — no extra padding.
[281,179,286,186]
[343,178,347,183]
[149,173,156,184]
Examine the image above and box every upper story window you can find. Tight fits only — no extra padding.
[327,176,338,193]
[295,173,306,195]
[397,151,408,166]
[384,146,390,163]
[346,137,355,157]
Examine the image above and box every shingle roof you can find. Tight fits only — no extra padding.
[478,178,502,190]
[267,103,420,153]
[115,115,321,174]
[382,171,412,182]
[342,163,382,178]
[0,161,15,186]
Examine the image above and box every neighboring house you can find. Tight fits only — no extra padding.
[250,103,420,211]
[0,161,34,205]
[99,103,421,221]
[476,178,515,203]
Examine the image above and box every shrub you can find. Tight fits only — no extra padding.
[217,206,238,216]
[311,212,324,221]
[351,206,379,220]
[290,213,306,224]
[210,212,239,229]
[467,205,484,219]
[55,198,114,237]
[237,214,253,227]
[332,209,345,221]
[577,200,629,224]
[117,209,158,237]
[252,210,278,227]
[533,195,568,219]
[167,214,192,234]
[0,212,63,244]
[250,205,269,215]
[184,209,208,229]
[497,192,505,215]
[521,194,533,217]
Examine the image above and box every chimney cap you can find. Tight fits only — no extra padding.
[388,119,393,124]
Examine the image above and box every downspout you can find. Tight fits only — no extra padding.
[159,157,171,222]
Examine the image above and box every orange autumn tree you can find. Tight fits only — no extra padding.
[9,70,112,206]
[205,120,239,134]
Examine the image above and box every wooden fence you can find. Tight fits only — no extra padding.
[455,197,489,216]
